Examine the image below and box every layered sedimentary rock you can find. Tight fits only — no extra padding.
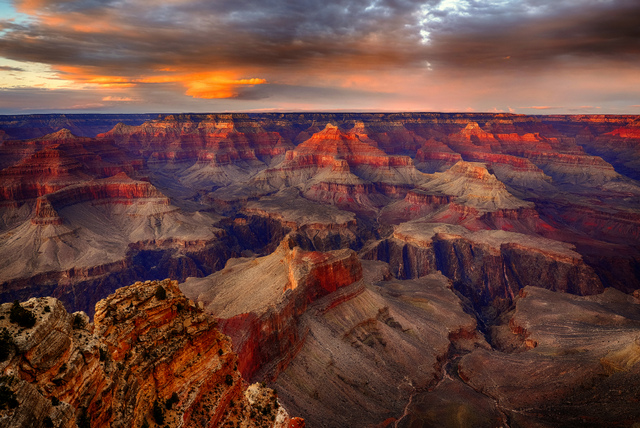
[100,114,293,192]
[0,129,143,176]
[415,138,462,173]
[273,267,490,427]
[380,161,550,234]
[181,236,363,380]
[0,114,154,140]
[1,112,640,427]
[212,123,427,210]
[458,151,553,190]
[584,122,640,180]
[0,279,303,428]
[347,120,426,154]
[363,220,603,319]
[0,172,233,314]
[241,188,363,251]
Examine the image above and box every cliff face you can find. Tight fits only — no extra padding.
[101,114,290,157]
[181,236,363,380]
[0,279,303,428]
[362,221,603,321]
[0,171,234,315]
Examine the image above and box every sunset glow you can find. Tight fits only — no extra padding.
[0,0,639,113]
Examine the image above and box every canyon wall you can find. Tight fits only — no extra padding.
[0,279,303,428]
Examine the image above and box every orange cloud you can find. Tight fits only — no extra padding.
[55,66,135,87]
[183,75,267,99]
[131,71,266,98]
[102,96,136,102]
[13,0,46,14]
[54,66,265,98]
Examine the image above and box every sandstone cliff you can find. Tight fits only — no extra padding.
[0,279,303,428]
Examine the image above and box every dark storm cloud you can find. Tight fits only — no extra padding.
[1,0,639,111]
[425,0,640,68]
[2,0,639,76]
[1,0,433,73]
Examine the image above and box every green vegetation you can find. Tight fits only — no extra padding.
[77,408,91,428]
[225,374,233,386]
[10,301,35,328]
[73,314,86,329]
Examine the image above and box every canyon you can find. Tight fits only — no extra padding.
[1,112,639,427]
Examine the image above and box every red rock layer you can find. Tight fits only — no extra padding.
[537,200,640,244]
[348,120,427,154]
[100,114,292,166]
[459,151,543,173]
[303,181,385,212]
[0,147,87,202]
[0,279,303,427]
[448,122,498,146]
[510,150,615,169]
[0,128,139,170]
[218,241,363,381]
[584,123,640,179]
[38,173,168,211]
[0,131,145,204]
[288,124,413,168]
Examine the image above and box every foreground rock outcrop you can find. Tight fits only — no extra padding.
[0,279,303,428]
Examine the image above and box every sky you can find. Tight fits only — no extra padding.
[0,0,639,114]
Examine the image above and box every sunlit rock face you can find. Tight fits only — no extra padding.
[0,279,303,428]
[181,235,363,380]
[1,112,640,427]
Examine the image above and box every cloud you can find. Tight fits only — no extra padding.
[0,0,639,111]
[519,106,564,110]
[3,1,639,74]
[424,0,640,68]
[102,96,136,102]
[0,65,24,72]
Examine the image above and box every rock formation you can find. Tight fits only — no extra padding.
[459,286,640,426]
[0,279,303,428]
[181,235,363,380]
[363,220,604,321]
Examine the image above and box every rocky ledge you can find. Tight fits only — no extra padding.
[0,279,303,428]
